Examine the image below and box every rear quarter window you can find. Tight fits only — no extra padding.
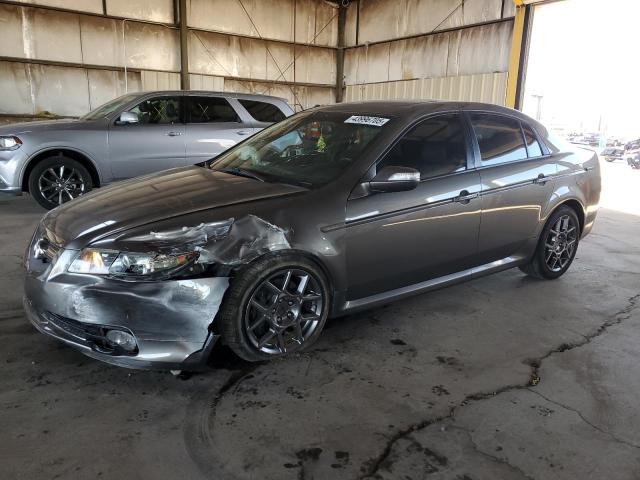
[239,100,286,123]
[470,113,528,166]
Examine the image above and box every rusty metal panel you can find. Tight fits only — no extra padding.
[0,5,25,58]
[344,72,508,106]
[106,0,174,23]
[344,43,391,85]
[140,70,180,90]
[356,0,504,44]
[79,16,123,67]
[189,73,225,91]
[124,22,179,71]
[189,30,335,86]
[12,0,102,14]
[294,0,338,46]
[454,21,512,75]
[87,69,141,108]
[187,0,295,43]
[27,63,89,115]
[0,61,34,114]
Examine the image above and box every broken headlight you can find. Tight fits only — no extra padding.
[68,248,198,277]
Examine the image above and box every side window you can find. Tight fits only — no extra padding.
[239,99,286,123]
[129,97,181,125]
[187,97,239,123]
[469,113,528,166]
[522,123,543,157]
[377,113,467,180]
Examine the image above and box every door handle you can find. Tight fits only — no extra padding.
[166,131,183,137]
[455,190,478,204]
[533,173,547,185]
[236,130,251,136]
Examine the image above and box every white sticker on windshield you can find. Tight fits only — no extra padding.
[344,115,390,127]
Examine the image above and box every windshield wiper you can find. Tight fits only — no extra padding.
[219,167,265,182]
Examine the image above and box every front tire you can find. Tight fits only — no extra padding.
[520,206,580,280]
[28,155,93,210]
[217,253,331,362]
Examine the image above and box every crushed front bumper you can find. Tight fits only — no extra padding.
[24,248,230,370]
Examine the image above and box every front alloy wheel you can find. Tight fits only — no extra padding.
[28,156,92,210]
[245,269,324,355]
[217,254,330,362]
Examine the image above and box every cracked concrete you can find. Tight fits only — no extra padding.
[1,162,639,479]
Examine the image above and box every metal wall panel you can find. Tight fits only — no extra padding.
[140,70,181,90]
[187,0,339,47]
[12,0,103,14]
[0,60,142,115]
[356,0,506,44]
[189,30,335,85]
[344,21,512,85]
[106,0,174,23]
[189,73,225,91]
[344,72,508,106]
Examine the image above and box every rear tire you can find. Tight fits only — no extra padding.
[28,155,93,210]
[217,253,331,362]
[519,206,580,280]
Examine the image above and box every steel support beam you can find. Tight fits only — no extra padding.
[178,0,190,90]
[506,1,533,109]
[335,3,347,103]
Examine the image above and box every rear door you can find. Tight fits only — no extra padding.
[468,112,557,264]
[108,94,186,180]
[184,95,251,163]
[345,113,482,300]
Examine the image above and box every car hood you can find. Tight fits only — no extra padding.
[0,118,91,135]
[42,166,306,249]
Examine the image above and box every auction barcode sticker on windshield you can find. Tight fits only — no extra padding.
[344,115,390,127]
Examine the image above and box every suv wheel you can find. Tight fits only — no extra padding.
[520,205,580,280]
[28,155,93,210]
[217,253,330,362]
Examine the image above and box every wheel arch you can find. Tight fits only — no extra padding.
[21,148,101,192]
[554,198,586,235]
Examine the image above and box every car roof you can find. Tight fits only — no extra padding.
[137,90,289,103]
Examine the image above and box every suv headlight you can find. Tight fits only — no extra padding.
[0,136,22,151]
[68,248,198,277]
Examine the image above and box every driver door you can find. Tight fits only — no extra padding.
[345,113,482,300]
[108,94,186,180]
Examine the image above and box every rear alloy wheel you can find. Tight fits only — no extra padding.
[28,156,92,210]
[217,254,330,362]
[520,206,580,280]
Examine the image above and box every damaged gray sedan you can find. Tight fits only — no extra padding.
[23,101,600,370]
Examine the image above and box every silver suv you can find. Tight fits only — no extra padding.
[0,91,293,209]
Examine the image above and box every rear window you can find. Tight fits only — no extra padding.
[187,96,239,123]
[470,113,528,166]
[239,99,286,123]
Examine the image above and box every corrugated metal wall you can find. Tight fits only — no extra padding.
[0,0,516,118]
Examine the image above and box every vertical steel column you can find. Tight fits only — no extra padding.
[179,0,190,90]
[506,0,533,109]
[335,3,347,103]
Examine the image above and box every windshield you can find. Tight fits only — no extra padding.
[81,93,140,120]
[210,111,390,187]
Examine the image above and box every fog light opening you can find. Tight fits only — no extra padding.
[105,329,137,352]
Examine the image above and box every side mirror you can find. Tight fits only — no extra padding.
[116,111,139,125]
[369,165,420,193]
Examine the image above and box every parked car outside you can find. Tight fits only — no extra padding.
[23,101,601,370]
[624,138,640,168]
[601,146,624,162]
[0,91,293,209]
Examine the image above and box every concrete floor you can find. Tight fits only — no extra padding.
[1,161,639,480]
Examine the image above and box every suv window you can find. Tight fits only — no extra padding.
[522,123,543,157]
[470,113,527,165]
[239,99,286,123]
[377,113,467,180]
[187,96,239,123]
[130,97,181,125]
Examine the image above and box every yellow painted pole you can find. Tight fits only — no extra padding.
[506,1,527,108]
